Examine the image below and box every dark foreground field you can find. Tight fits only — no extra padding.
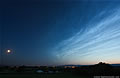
[0,73,90,78]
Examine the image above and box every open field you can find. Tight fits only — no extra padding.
[0,73,90,78]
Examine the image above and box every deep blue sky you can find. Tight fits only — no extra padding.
[1,0,120,66]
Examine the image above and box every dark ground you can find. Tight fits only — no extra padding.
[0,73,90,78]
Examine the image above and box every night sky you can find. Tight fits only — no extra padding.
[1,0,120,66]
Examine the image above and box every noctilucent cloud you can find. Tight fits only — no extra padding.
[52,2,120,65]
[1,0,120,66]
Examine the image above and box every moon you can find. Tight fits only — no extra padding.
[7,50,11,53]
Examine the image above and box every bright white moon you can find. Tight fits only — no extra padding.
[7,50,11,53]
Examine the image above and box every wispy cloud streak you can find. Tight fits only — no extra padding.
[53,7,120,64]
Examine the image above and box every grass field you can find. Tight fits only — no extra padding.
[0,73,90,78]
